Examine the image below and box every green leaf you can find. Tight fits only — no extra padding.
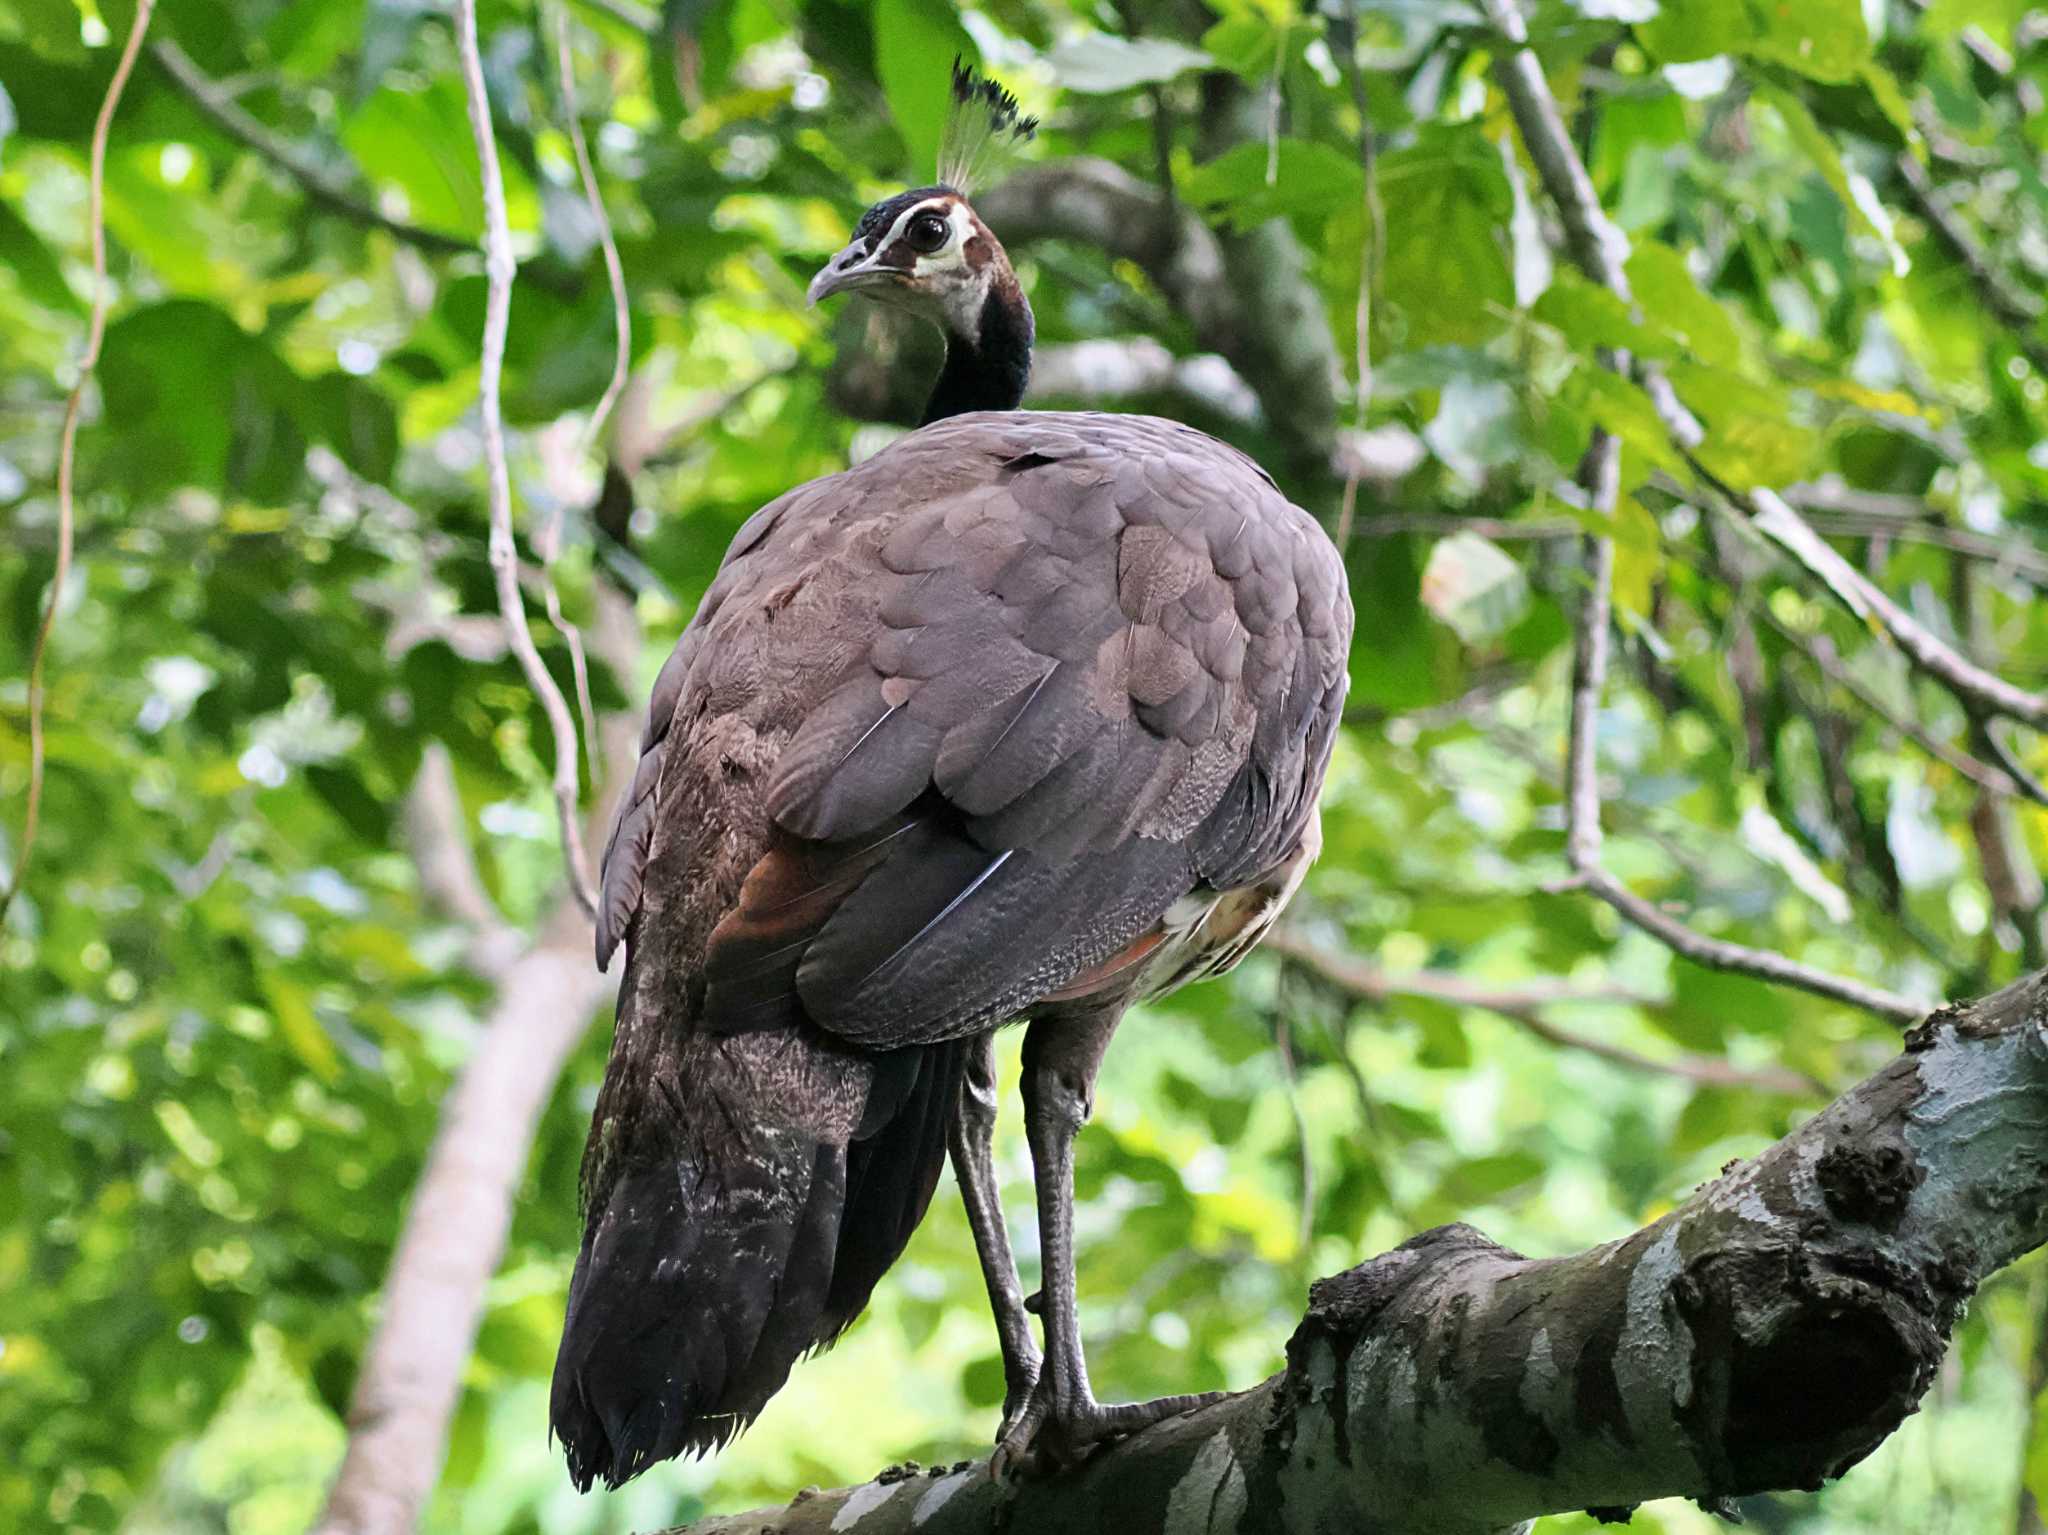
[341,79,487,240]
[97,300,308,500]
[872,0,973,179]
[1046,34,1211,93]
[1200,15,1282,77]
[1573,366,1688,476]
[1640,0,1869,81]
[259,973,344,1083]
[304,764,394,844]
[0,198,79,314]
[1532,269,1676,360]
[1180,140,1365,226]
[1376,128,1515,346]
[1421,533,1532,646]
[1667,361,1819,488]
[1624,240,1742,369]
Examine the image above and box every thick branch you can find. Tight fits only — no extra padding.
[977,159,1341,481]
[1029,339,1261,426]
[663,971,2048,1534]
[403,743,522,979]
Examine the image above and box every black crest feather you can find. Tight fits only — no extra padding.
[938,58,1037,195]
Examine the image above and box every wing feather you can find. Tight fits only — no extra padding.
[603,413,1353,1051]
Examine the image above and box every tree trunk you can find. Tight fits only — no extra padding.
[661,969,2048,1535]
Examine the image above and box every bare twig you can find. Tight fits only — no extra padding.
[1263,931,1820,1097]
[1345,512,1579,541]
[1560,485,1925,1022]
[313,590,640,1535]
[150,40,473,257]
[2,0,156,923]
[1481,0,1700,449]
[453,0,598,921]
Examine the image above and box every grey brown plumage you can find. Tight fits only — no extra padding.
[551,411,1351,1486]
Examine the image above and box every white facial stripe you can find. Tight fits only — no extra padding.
[875,197,956,257]
[912,204,977,276]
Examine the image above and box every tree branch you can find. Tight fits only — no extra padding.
[402,743,522,980]
[1263,929,1820,1096]
[1029,339,1262,427]
[453,0,599,922]
[149,40,475,258]
[1743,489,2048,731]
[661,970,2048,1534]
[1894,151,2048,377]
[977,158,1342,482]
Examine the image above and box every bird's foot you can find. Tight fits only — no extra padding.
[990,1382,1224,1481]
[996,1359,1041,1444]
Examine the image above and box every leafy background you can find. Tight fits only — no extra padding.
[4,0,2048,1532]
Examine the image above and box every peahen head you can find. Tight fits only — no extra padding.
[807,62,1039,424]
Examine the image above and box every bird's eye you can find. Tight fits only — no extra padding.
[905,212,951,253]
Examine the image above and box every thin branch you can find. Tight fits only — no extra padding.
[1564,454,1617,873]
[2,0,156,924]
[1563,457,1926,1021]
[149,40,474,257]
[1483,2,1929,1023]
[1779,617,2045,804]
[1263,931,1819,1096]
[1795,509,2048,585]
[1481,0,1701,448]
[1271,1007,1316,1253]
[1896,151,2048,377]
[1344,511,1578,541]
[313,589,641,1535]
[555,6,632,459]
[542,3,632,789]
[1743,487,2048,730]
[453,0,599,922]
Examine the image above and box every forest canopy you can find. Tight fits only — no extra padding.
[3,0,2048,1532]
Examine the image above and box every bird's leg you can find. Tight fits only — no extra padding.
[992,1005,1223,1477]
[949,1032,1040,1434]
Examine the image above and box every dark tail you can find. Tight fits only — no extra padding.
[549,1035,967,1490]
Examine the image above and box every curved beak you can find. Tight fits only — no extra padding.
[806,239,892,307]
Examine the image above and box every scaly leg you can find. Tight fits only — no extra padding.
[949,1031,1040,1435]
[992,1004,1222,1477]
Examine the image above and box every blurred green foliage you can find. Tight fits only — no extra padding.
[3,0,2048,1532]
